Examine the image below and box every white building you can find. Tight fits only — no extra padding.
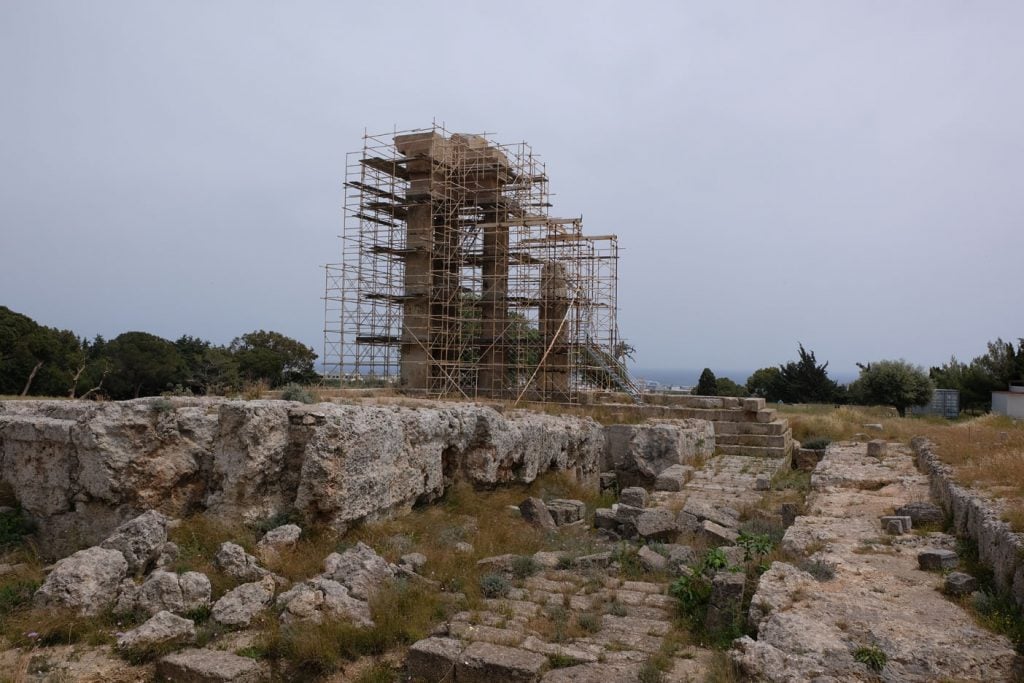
[992,382,1024,419]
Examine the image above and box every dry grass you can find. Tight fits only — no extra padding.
[779,405,1024,527]
[169,515,258,597]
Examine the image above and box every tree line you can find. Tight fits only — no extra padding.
[0,306,318,399]
[696,338,1024,416]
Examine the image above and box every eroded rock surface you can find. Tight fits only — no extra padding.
[0,398,604,557]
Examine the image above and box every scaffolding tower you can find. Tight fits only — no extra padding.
[323,124,637,403]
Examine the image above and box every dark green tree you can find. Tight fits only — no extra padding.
[695,368,718,396]
[715,376,749,397]
[0,306,84,396]
[776,344,839,404]
[175,335,240,395]
[230,330,317,387]
[849,359,934,417]
[746,367,784,401]
[103,332,187,399]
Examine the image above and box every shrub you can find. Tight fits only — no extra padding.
[801,436,831,451]
[577,612,601,633]
[511,555,538,579]
[0,507,36,550]
[853,645,887,672]
[0,578,39,616]
[479,573,510,598]
[280,383,315,404]
[798,559,836,581]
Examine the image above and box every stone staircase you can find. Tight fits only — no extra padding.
[641,395,793,459]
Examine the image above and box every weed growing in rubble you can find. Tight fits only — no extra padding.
[853,645,887,672]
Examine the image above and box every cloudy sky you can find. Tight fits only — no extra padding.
[2,1,1021,382]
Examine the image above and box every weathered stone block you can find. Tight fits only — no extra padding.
[918,549,958,571]
[546,499,586,526]
[519,497,556,530]
[867,440,887,458]
[705,571,745,633]
[754,474,771,491]
[619,487,648,509]
[637,546,668,573]
[945,572,978,596]
[654,464,692,492]
[156,648,268,682]
[702,520,739,545]
[406,637,463,682]
[634,509,677,541]
[593,508,617,531]
[455,641,547,682]
[895,501,945,526]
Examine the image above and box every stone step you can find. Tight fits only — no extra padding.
[662,407,776,423]
[715,433,790,448]
[712,420,790,436]
[717,443,791,458]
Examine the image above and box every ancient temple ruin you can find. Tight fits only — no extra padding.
[323,124,638,402]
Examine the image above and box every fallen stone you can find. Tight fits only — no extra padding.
[455,541,474,554]
[654,464,692,492]
[407,637,464,682]
[896,501,945,526]
[634,509,677,541]
[519,497,556,530]
[211,576,275,627]
[322,542,396,600]
[663,544,697,574]
[619,487,648,509]
[599,472,618,494]
[476,554,520,572]
[533,551,567,569]
[156,648,268,682]
[705,571,745,634]
[117,610,195,650]
[754,474,771,491]
[683,500,738,529]
[155,541,180,570]
[604,420,714,487]
[34,546,128,615]
[945,572,978,597]
[880,515,912,535]
[546,499,586,526]
[136,570,187,615]
[863,423,884,431]
[99,510,168,576]
[456,640,548,682]
[574,552,612,569]
[867,440,887,458]
[793,448,825,472]
[593,508,617,530]
[637,545,668,572]
[702,520,739,545]
[256,524,301,560]
[214,542,269,582]
[276,577,372,626]
[676,510,701,534]
[400,552,428,572]
[918,548,958,571]
[779,503,799,528]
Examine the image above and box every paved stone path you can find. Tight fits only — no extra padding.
[733,441,1020,681]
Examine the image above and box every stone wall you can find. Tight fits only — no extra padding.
[912,437,1024,607]
[0,398,605,558]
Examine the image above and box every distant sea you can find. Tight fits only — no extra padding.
[632,367,858,388]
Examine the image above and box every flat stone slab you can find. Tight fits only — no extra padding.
[918,548,958,571]
[702,519,739,544]
[407,637,464,682]
[945,572,978,596]
[896,501,945,526]
[456,641,548,682]
[156,648,268,682]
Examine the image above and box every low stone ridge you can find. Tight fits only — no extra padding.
[34,546,128,615]
[117,610,195,650]
[157,648,269,682]
[0,398,604,557]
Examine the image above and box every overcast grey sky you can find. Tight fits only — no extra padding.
[1,1,1021,381]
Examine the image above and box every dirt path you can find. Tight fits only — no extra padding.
[733,441,1020,681]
